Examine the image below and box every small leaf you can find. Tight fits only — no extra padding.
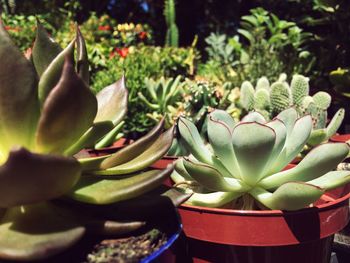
[101,119,165,169]
[36,58,97,154]
[0,202,85,261]
[209,110,235,131]
[94,127,174,175]
[38,40,75,104]
[69,166,173,204]
[241,111,266,123]
[250,183,324,211]
[95,121,124,149]
[94,76,128,125]
[183,158,248,192]
[32,21,62,77]
[0,147,81,208]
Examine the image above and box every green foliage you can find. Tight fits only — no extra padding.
[164,0,179,47]
[172,108,350,210]
[91,45,196,135]
[199,7,315,85]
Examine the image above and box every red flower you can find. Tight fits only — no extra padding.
[110,47,129,59]
[138,31,147,40]
[98,25,112,31]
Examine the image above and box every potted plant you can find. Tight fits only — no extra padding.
[0,20,191,261]
[170,108,350,263]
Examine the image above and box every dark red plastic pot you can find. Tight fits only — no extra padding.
[151,156,178,169]
[330,134,350,143]
[174,164,350,262]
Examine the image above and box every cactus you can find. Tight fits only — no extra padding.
[239,74,345,146]
[164,0,179,47]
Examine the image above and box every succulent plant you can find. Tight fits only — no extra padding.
[171,108,350,211]
[330,67,350,97]
[240,74,344,146]
[0,20,185,261]
[138,75,184,127]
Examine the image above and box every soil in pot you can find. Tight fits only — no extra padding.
[86,228,167,263]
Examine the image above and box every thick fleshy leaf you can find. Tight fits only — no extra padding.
[267,115,312,174]
[38,39,75,104]
[85,220,144,235]
[232,122,276,185]
[173,158,192,180]
[208,115,241,178]
[307,129,327,146]
[250,183,324,211]
[183,158,249,192]
[78,155,111,171]
[186,192,242,208]
[0,202,85,261]
[32,21,62,77]
[36,58,97,154]
[260,143,350,189]
[69,166,173,204]
[241,111,266,123]
[263,119,287,176]
[93,127,174,175]
[0,20,39,153]
[161,187,193,207]
[275,108,298,136]
[209,110,235,131]
[178,117,214,164]
[101,119,165,169]
[76,26,89,85]
[307,171,350,191]
[94,76,128,124]
[64,121,114,156]
[95,121,124,149]
[326,108,345,138]
[0,147,80,208]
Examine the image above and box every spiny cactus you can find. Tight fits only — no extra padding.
[239,74,344,146]
[164,0,179,47]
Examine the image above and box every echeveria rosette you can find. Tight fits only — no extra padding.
[171,108,350,211]
[0,21,178,261]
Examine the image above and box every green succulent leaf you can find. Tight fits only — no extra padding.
[307,129,328,146]
[307,170,350,191]
[85,220,144,236]
[251,183,324,211]
[69,166,173,204]
[36,58,97,154]
[178,117,214,164]
[208,114,241,178]
[275,108,298,136]
[0,20,39,154]
[268,115,312,174]
[0,202,85,261]
[186,191,242,208]
[0,147,80,208]
[78,155,111,171]
[232,122,276,185]
[95,121,125,149]
[241,111,266,123]
[76,26,89,85]
[94,76,128,125]
[326,108,345,138]
[101,119,165,169]
[38,39,75,104]
[209,109,236,131]
[174,158,193,180]
[32,21,62,77]
[93,127,174,175]
[65,121,114,156]
[261,143,349,189]
[183,158,248,192]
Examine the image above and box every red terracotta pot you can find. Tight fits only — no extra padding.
[330,134,350,143]
[173,164,350,262]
